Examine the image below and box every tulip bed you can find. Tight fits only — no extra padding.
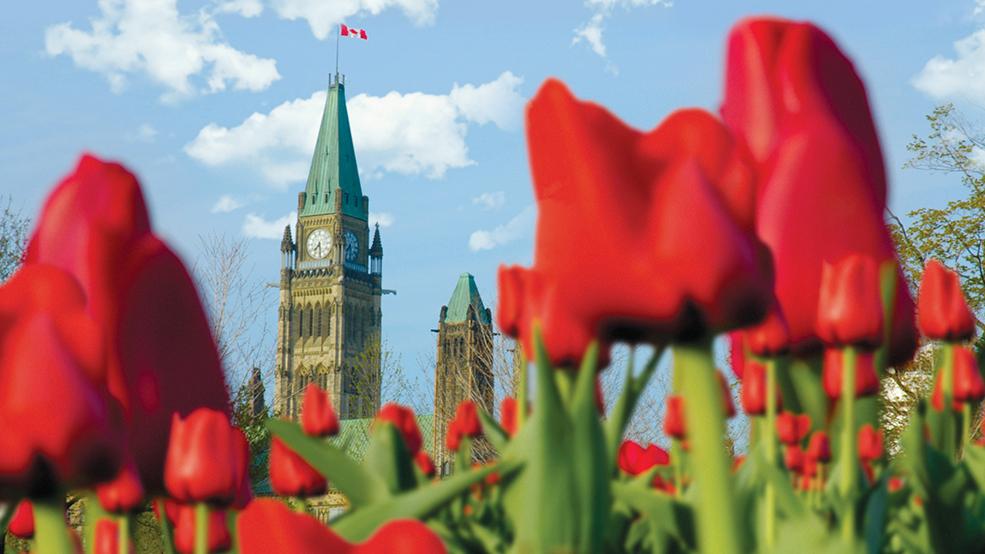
[4,14,985,554]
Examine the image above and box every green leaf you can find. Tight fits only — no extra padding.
[478,408,509,453]
[962,444,985,490]
[267,419,388,507]
[611,481,695,549]
[603,347,663,464]
[331,461,514,542]
[862,476,889,554]
[364,422,418,495]
[570,342,611,553]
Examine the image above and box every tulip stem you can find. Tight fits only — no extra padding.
[517,349,528,431]
[33,496,72,554]
[118,515,130,554]
[156,499,177,554]
[676,340,741,554]
[942,343,956,458]
[195,503,208,554]
[961,403,972,458]
[839,346,857,543]
[671,440,683,498]
[764,358,777,549]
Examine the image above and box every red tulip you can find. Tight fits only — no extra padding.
[301,383,339,437]
[817,255,884,348]
[802,456,818,479]
[806,431,831,463]
[822,349,880,399]
[270,436,327,498]
[888,476,904,493]
[953,346,985,403]
[173,505,231,554]
[728,331,748,379]
[857,424,883,462]
[721,18,917,365]
[664,396,686,440]
[497,80,772,367]
[445,419,462,453]
[500,397,518,436]
[776,412,811,445]
[747,309,790,357]
[8,500,33,539]
[377,404,422,455]
[453,400,482,438]
[164,409,248,506]
[94,519,134,554]
[415,451,435,477]
[739,360,782,416]
[784,446,804,473]
[732,455,746,472]
[96,460,145,514]
[617,440,670,476]
[24,154,230,492]
[918,260,976,342]
[0,265,123,496]
[238,499,447,553]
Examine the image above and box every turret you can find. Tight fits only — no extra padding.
[369,224,383,276]
[280,225,295,271]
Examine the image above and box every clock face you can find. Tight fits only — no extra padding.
[344,230,359,262]
[306,228,332,260]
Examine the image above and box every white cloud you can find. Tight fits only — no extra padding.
[573,0,671,62]
[369,212,394,228]
[913,28,985,100]
[977,0,985,16]
[270,0,438,39]
[469,205,536,252]
[185,71,524,186]
[242,211,296,239]
[211,195,245,213]
[216,0,263,17]
[126,123,158,143]
[472,191,506,210]
[44,0,280,101]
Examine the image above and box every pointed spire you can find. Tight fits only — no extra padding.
[370,223,383,255]
[443,273,491,324]
[280,225,293,253]
[301,78,365,220]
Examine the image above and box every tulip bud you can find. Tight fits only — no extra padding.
[888,476,904,493]
[918,260,976,342]
[95,519,135,554]
[269,436,327,498]
[784,445,804,473]
[454,400,482,438]
[96,460,145,514]
[817,255,883,348]
[301,384,339,437]
[728,331,748,379]
[618,440,669,476]
[500,397,518,436]
[776,412,811,445]
[732,455,746,472]
[173,505,231,554]
[445,420,462,453]
[857,424,883,462]
[740,361,782,415]
[747,309,790,357]
[822,348,880,399]
[953,346,985,403]
[376,403,423,455]
[164,408,248,506]
[8,500,33,539]
[415,451,436,477]
[664,396,686,440]
[806,431,831,463]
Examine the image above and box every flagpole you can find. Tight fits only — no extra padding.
[335,26,340,80]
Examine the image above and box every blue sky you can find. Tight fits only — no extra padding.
[2,0,984,395]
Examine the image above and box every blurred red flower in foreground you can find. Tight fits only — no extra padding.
[96,459,145,514]
[270,436,327,498]
[857,424,883,462]
[776,412,811,446]
[500,397,518,436]
[238,499,447,553]
[498,80,772,367]
[173,505,231,554]
[0,265,123,497]
[817,255,884,348]
[664,396,687,440]
[822,349,880,399]
[377,404,423,455]
[95,519,134,554]
[302,383,340,437]
[165,408,248,506]
[23,154,230,492]
[918,260,976,342]
[8,500,33,538]
[720,17,917,365]
[617,440,669,476]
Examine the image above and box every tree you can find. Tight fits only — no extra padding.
[0,195,29,282]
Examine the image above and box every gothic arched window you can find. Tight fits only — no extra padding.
[297,308,304,338]
[316,304,322,337]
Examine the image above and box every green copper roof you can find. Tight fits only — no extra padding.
[301,80,366,220]
[443,273,491,324]
[331,414,435,460]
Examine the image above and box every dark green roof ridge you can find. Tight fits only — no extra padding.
[443,273,491,324]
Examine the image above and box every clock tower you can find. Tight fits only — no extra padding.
[274,73,384,421]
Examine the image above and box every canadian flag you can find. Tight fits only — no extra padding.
[340,24,368,40]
